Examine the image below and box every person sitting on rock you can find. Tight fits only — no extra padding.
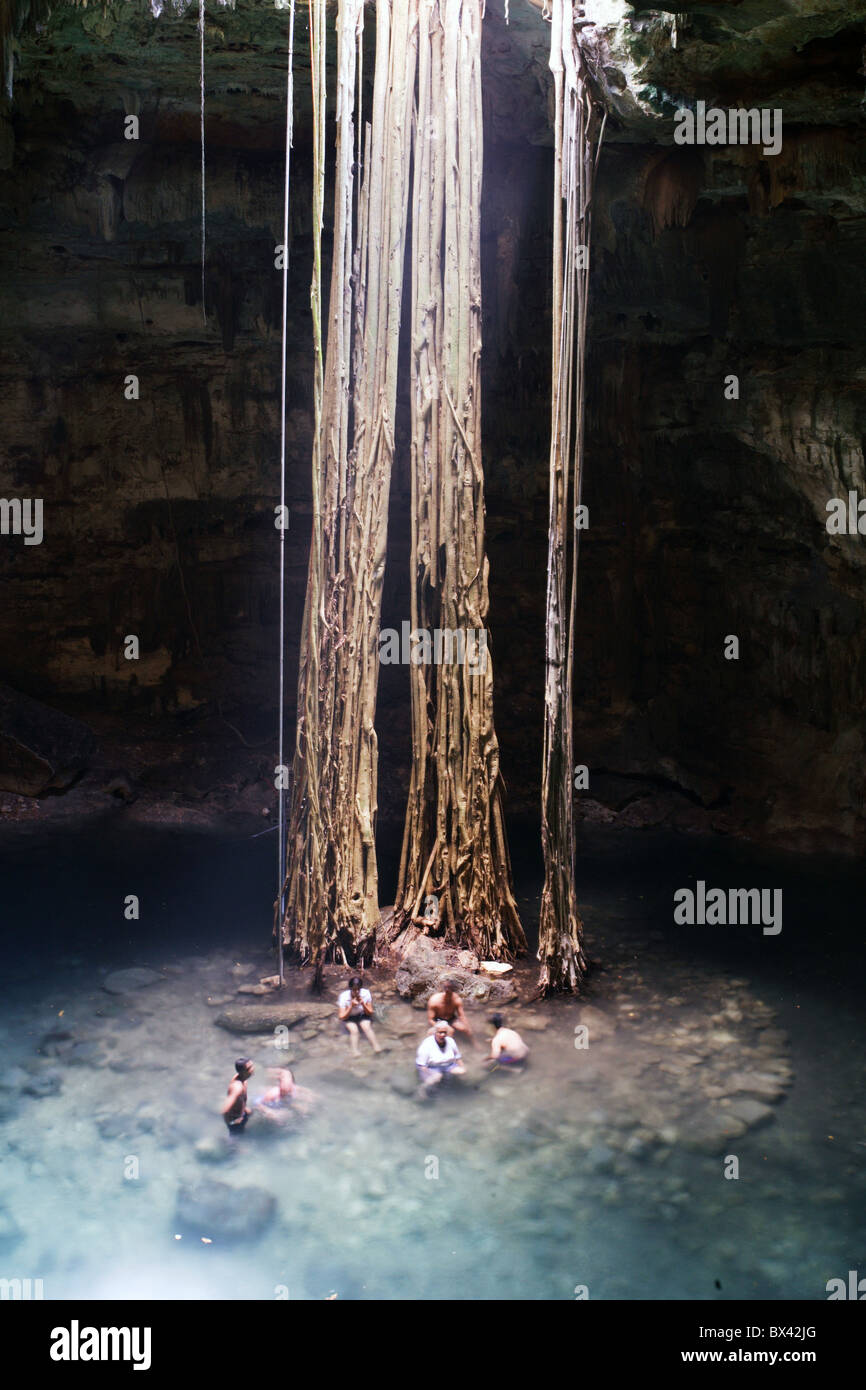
[415,1020,466,1096]
[427,979,473,1043]
[254,1068,317,1122]
[222,1058,254,1133]
[484,1014,529,1069]
[338,976,381,1056]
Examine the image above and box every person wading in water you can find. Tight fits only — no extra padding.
[222,1058,254,1133]
[427,979,474,1044]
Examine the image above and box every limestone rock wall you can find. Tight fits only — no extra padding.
[0,1,863,854]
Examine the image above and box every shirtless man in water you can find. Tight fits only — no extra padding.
[253,1068,317,1122]
[222,1058,254,1132]
[484,1014,529,1068]
[427,979,473,1044]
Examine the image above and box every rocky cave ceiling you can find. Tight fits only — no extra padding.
[1,0,864,154]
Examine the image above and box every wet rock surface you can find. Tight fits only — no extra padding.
[0,683,95,796]
[0,1206,23,1253]
[215,1002,334,1034]
[394,936,518,1008]
[102,968,165,995]
[22,1069,63,1099]
[174,1180,276,1244]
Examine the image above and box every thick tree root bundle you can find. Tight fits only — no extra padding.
[390,0,525,962]
[281,0,418,965]
[537,2,605,993]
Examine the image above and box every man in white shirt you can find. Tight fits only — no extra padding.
[415,1020,465,1095]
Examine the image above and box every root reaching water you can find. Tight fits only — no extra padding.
[538,2,605,993]
[281,0,417,964]
[392,0,525,961]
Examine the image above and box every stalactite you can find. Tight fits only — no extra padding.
[537,0,604,993]
[390,0,525,962]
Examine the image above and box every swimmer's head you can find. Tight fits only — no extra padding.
[348,975,362,992]
[443,978,459,995]
[235,1057,254,1079]
[490,1013,504,1030]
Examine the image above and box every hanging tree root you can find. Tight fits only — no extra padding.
[537,2,606,994]
[280,0,419,966]
[283,0,532,969]
[389,0,525,963]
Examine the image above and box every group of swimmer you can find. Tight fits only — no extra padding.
[221,974,529,1130]
[414,979,529,1096]
[221,1062,316,1133]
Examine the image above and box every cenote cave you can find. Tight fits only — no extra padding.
[0,0,865,1333]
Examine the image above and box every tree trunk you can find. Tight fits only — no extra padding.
[392,0,525,961]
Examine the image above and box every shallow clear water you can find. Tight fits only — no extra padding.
[0,818,864,1300]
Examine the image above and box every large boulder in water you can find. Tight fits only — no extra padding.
[103,967,164,995]
[394,935,516,1009]
[174,1180,276,1243]
[22,1069,63,1098]
[0,682,95,795]
[214,1002,334,1034]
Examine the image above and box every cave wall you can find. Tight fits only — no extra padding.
[575,135,866,853]
[0,1,864,855]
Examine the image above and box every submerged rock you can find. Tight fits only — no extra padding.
[682,1111,747,1154]
[94,1113,134,1140]
[108,1012,145,1030]
[518,1014,550,1031]
[214,1002,334,1034]
[22,1070,63,1098]
[103,967,164,995]
[0,1066,33,1092]
[726,1097,776,1128]
[584,1144,616,1174]
[388,1070,417,1098]
[194,1137,233,1165]
[725,1071,787,1102]
[575,1005,617,1040]
[174,1180,276,1243]
[0,1207,23,1253]
[36,1027,75,1057]
[65,1040,105,1067]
